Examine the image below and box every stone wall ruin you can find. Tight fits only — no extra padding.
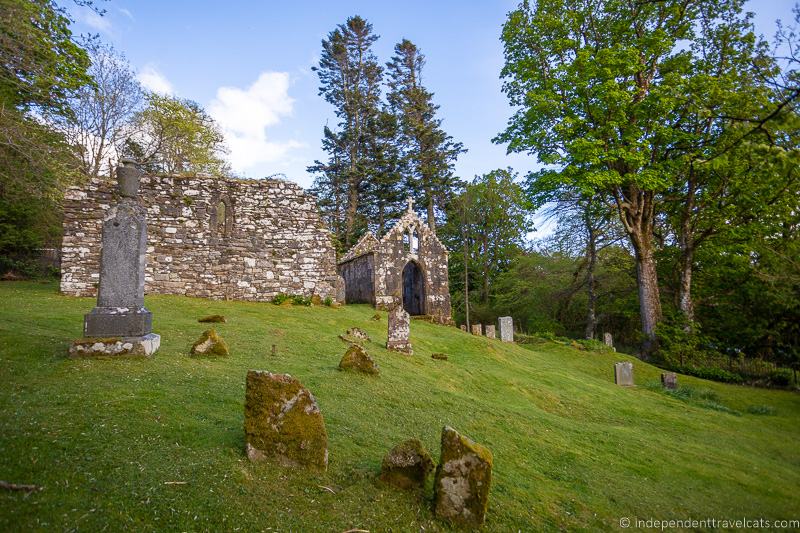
[61,174,340,302]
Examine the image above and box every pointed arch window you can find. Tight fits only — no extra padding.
[213,195,233,239]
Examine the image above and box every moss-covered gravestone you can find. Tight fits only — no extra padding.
[190,329,229,356]
[434,426,493,527]
[380,438,434,490]
[339,344,379,375]
[244,371,328,471]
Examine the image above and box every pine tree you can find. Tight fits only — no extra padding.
[386,39,464,232]
[311,16,383,247]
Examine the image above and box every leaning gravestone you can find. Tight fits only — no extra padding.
[69,160,160,357]
[614,362,634,386]
[499,316,513,343]
[485,325,496,339]
[661,372,678,390]
[471,324,483,336]
[244,371,328,470]
[434,426,493,527]
[386,304,413,354]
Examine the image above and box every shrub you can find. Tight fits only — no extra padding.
[323,296,333,307]
[766,369,793,388]
[746,405,777,416]
[291,295,311,306]
[272,293,291,305]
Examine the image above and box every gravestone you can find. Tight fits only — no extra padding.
[485,325,496,339]
[380,438,434,490]
[471,324,482,336]
[386,304,413,354]
[433,426,493,527]
[244,371,328,470]
[614,362,634,386]
[499,316,513,342]
[460,325,467,332]
[69,160,160,357]
[604,332,613,348]
[661,372,678,390]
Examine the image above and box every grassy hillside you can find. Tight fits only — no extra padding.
[1,282,798,531]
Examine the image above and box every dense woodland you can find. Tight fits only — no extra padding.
[1,0,798,384]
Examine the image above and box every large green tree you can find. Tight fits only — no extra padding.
[496,0,781,355]
[0,0,93,272]
[122,93,229,176]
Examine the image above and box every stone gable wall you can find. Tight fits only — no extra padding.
[61,174,340,302]
[374,212,451,323]
[337,211,452,324]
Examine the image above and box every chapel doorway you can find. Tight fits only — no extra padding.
[402,261,425,315]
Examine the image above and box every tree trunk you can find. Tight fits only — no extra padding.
[677,168,696,327]
[462,203,470,329]
[584,219,598,340]
[614,186,662,358]
[635,242,662,358]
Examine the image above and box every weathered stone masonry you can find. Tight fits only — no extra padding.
[61,174,340,301]
[338,207,452,324]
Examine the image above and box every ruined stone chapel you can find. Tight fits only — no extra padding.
[60,175,452,323]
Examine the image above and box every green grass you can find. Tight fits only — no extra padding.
[1,281,799,531]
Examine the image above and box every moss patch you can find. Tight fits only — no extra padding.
[190,329,229,356]
[198,315,226,323]
[244,371,328,471]
[339,344,379,375]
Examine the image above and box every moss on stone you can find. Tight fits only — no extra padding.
[72,337,123,346]
[190,328,229,356]
[339,344,379,375]
[431,353,448,361]
[244,371,328,471]
[371,312,382,321]
[380,438,434,490]
[198,314,226,323]
[434,426,493,526]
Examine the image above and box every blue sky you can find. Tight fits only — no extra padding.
[69,0,797,190]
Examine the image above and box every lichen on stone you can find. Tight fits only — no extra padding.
[434,426,493,527]
[198,314,226,323]
[244,371,328,471]
[380,438,434,490]
[339,344,379,375]
[190,328,229,356]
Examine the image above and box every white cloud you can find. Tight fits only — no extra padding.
[137,65,174,95]
[78,9,112,33]
[209,72,303,171]
[118,7,134,21]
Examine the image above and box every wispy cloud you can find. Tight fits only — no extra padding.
[209,72,303,172]
[77,9,112,33]
[137,65,174,95]
[117,7,134,21]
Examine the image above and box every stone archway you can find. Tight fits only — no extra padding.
[402,261,425,316]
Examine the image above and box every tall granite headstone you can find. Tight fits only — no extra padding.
[69,160,160,357]
[499,316,513,343]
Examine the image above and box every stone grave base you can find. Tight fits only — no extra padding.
[69,333,160,358]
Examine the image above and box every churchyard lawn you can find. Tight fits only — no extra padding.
[1,281,798,530]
